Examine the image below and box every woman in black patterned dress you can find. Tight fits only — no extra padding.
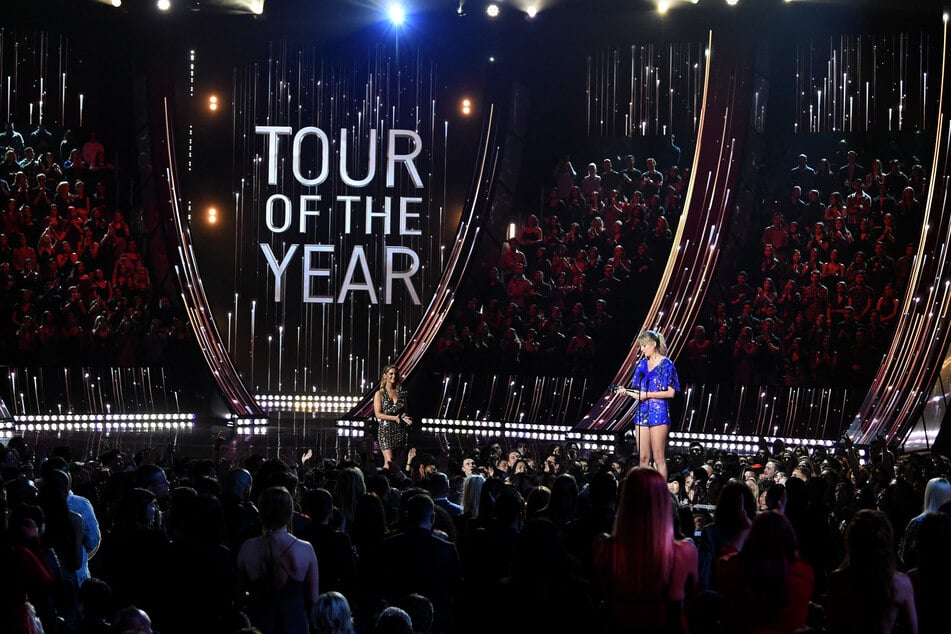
[373,364,413,468]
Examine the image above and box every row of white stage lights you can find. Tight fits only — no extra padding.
[15,412,197,432]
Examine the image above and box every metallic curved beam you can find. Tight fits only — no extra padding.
[575,31,752,432]
[346,105,500,418]
[849,16,951,445]
[162,98,265,419]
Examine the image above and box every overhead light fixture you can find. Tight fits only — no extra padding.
[387,3,405,25]
[486,3,499,18]
[157,0,171,10]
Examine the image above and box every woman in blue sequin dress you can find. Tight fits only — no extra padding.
[615,330,680,479]
[373,364,413,469]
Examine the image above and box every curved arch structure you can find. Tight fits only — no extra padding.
[346,105,501,419]
[848,16,951,445]
[162,99,266,421]
[575,31,752,433]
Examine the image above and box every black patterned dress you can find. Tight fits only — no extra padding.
[377,387,408,451]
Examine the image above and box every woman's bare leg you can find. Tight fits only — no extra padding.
[649,425,669,480]
[637,425,652,469]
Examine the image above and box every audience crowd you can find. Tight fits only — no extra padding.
[438,150,684,376]
[689,143,927,388]
[435,137,927,394]
[1,431,948,634]
[0,121,185,368]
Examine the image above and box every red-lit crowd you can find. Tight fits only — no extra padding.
[0,122,184,367]
[438,149,685,376]
[689,144,927,388]
[1,433,948,634]
[438,139,927,392]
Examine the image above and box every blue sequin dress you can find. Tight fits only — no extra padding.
[629,357,680,427]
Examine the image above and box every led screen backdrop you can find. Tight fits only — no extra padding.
[193,44,465,399]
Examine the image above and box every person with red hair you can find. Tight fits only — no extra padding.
[593,467,698,633]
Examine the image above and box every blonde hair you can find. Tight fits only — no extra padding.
[378,364,399,392]
[313,591,354,634]
[924,477,951,513]
[636,330,667,355]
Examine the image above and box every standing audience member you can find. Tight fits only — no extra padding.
[697,482,756,591]
[718,511,814,634]
[237,486,320,634]
[42,458,100,588]
[301,488,357,595]
[90,487,169,629]
[0,505,55,634]
[593,468,698,633]
[378,493,462,634]
[826,509,917,634]
[908,511,951,634]
[497,518,595,631]
[898,477,951,570]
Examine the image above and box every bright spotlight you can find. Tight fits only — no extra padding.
[486,3,499,18]
[209,95,220,111]
[387,4,405,25]
[157,0,170,10]
[526,5,538,18]
[725,0,738,5]
[208,207,218,224]
[658,0,670,14]
[111,0,122,7]
[461,98,472,116]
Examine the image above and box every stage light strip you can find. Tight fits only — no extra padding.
[14,412,197,432]
[334,419,834,456]
[256,394,362,413]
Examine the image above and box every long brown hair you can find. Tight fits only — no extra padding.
[841,509,895,623]
[738,511,798,622]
